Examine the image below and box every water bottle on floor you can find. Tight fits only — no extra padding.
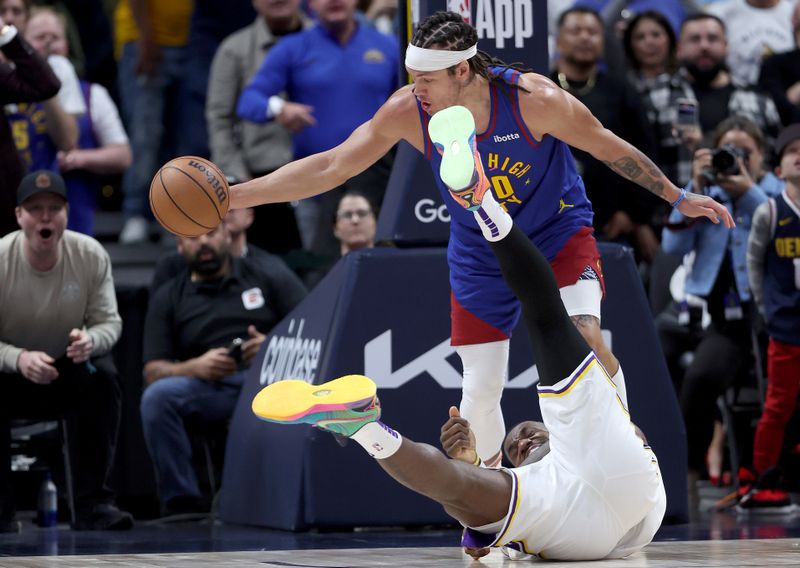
[37,471,58,528]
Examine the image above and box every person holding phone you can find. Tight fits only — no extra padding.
[139,222,306,516]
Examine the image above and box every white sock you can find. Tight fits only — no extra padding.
[351,421,403,459]
[473,191,512,242]
[610,365,628,410]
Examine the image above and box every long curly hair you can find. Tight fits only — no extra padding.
[410,11,533,94]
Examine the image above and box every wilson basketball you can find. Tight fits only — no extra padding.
[149,156,230,237]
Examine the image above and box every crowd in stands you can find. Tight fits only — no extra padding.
[0,0,798,531]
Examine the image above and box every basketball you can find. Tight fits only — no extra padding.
[149,156,230,237]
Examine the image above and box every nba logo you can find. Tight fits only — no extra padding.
[447,0,470,24]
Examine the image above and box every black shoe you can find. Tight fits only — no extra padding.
[72,503,134,531]
[165,495,207,516]
[0,519,20,533]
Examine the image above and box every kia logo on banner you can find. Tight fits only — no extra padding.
[363,328,612,389]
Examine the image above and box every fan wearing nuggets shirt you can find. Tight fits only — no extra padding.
[141,222,306,516]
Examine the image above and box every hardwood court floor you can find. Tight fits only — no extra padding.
[2,539,800,567]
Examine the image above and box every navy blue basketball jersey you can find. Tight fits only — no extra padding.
[764,192,800,345]
[417,67,594,333]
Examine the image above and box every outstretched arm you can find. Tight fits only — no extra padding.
[519,74,734,228]
[230,87,422,209]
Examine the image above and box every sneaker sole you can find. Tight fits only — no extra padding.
[735,503,799,515]
[252,375,377,424]
[428,106,478,191]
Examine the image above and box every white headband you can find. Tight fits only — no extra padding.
[405,44,478,72]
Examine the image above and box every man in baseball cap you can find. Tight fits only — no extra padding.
[16,170,67,205]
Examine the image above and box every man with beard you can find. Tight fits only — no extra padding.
[677,13,782,147]
[0,170,133,532]
[149,207,303,294]
[140,222,306,516]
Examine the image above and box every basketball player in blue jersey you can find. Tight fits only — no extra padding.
[251,141,667,560]
[231,11,733,468]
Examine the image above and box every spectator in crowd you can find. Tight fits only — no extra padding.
[758,1,800,126]
[579,0,702,80]
[237,0,398,258]
[207,0,309,255]
[140,222,306,515]
[742,124,800,510]
[677,13,782,146]
[659,116,783,507]
[23,7,131,236]
[150,207,304,294]
[304,190,377,288]
[3,0,86,118]
[177,0,257,161]
[0,171,133,532]
[623,10,696,187]
[5,0,84,137]
[0,15,61,236]
[4,2,79,176]
[114,0,193,244]
[708,0,796,87]
[552,7,661,263]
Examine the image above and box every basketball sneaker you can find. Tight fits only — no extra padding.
[252,374,381,437]
[736,467,796,514]
[428,106,490,210]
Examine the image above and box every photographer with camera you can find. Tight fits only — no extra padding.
[140,222,306,516]
[659,115,783,508]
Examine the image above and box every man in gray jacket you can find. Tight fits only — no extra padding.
[206,0,310,252]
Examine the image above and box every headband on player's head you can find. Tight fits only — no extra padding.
[405,44,478,72]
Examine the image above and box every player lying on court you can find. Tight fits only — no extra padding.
[252,108,667,561]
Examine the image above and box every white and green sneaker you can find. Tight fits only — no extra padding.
[428,105,490,210]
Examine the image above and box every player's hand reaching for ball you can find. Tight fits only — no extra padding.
[191,347,237,381]
[241,325,266,367]
[440,407,479,465]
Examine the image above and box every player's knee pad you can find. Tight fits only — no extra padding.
[456,339,509,461]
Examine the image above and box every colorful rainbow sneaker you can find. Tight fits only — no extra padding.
[251,374,381,437]
[428,105,490,211]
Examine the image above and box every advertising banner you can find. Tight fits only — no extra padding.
[220,245,688,529]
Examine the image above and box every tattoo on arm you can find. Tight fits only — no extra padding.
[569,314,600,330]
[602,147,665,198]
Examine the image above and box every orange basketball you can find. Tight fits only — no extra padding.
[149,156,230,237]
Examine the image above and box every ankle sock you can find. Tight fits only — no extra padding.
[351,421,403,459]
[474,191,512,242]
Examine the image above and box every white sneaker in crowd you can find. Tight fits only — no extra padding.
[119,216,150,244]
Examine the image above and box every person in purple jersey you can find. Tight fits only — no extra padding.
[230,11,733,469]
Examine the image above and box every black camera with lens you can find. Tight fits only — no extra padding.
[702,144,750,185]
